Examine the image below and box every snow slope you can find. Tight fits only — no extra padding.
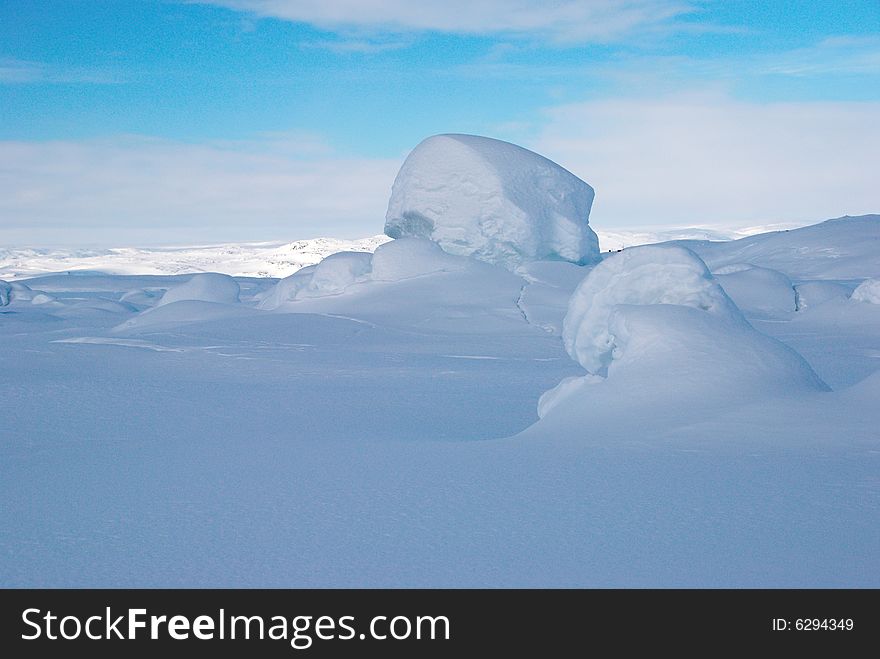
[676,214,880,281]
[2,215,878,587]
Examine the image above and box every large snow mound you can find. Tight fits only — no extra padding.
[157,273,240,307]
[539,304,827,418]
[562,245,741,375]
[384,134,599,269]
[370,238,468,281]
[300,251,372,298]
[713,264,796,315]
[541,246,828,419]
[851,278,880,304]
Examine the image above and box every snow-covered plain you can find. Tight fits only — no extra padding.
[2,215,879,587]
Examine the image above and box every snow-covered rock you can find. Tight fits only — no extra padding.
[385,134,599,269]
[540,245,827,419]
[31,292,56,305]
[713,264,796,315]
[257,265,317,310]
[563,245,741,375]
[370,238,468,281]
[300,251,372,298]
[157,273,240,307]
[851,278,880,304]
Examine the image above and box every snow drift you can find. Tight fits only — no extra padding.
[385,134,600,269]
[713,264,796,315]
[540,245,827,419]
[157,273,240,307]
[562,245,742,375]
[370,238,468,281]
[851,278,880,304]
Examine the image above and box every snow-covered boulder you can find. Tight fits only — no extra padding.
[257,265,317,310]
[157,273,240,307]
[713,264,796,315]
[851,278,880,304]
[0,280,10,306]
[300,251,372,298]
[539,245,827,419]
[385,134,599,269]
[563,245,742,375]
[370,238,468,281]
[31,292,56,305]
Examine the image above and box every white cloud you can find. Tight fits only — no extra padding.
[197,0,698,42]
[530,93,880,227]
[0,135,401,246]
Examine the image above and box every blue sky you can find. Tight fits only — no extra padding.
[1,0,878,246]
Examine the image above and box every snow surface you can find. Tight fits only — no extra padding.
[0,279,9,306]
[675,214,880,280]
[385,134,600,268]
[2,214,879,588]
[713,264,796,316]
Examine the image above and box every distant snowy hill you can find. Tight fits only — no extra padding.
[0,225,791,280]
[671,214,880,280]
[0,235,391,280]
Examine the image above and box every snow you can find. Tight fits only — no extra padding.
[385,134,599,268]
[299,251,373,297]
[562,245,741,375]
[713,264,796,316]
[541,245,826,420]
[674,214,880,280]
[851,278,880,304]
[2,214,879,588]
[794,281,851,310]
[370,237,468,281]
[0,279,9,306]
[0,235,389,280]
[157,272,241,307]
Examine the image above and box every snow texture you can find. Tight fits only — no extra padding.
[562,245,741,375]
[157,273,240,307]
[3,214,879,588]
[370,237,468,281]
[713,264,796,315]
[0,279,9,306]
[852,278,880,304]
[794,281,851,310]
[542,245,827,420]
[385,134,599,269]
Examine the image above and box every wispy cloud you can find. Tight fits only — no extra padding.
[0,58,126,85]
[300,37,413,54]
[195,0,702,43]
[530,93,880,228]
[0,135,401,246]
[756,35,880,77]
